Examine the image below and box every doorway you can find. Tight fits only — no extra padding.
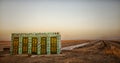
[22,37,28,54]
[41,37,47,54]
[50,37,57,54]
[13,37,19,54]
[32,37,38,54]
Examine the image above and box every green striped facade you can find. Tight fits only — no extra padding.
[10,32,61,55]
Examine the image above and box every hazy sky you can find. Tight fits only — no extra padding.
[0,0,120,40]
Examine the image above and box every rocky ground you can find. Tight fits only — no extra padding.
[0,40,120,63]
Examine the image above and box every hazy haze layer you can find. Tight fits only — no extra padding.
[0,0,120,40]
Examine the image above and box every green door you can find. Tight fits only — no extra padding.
[22,37,28,54]
[41,37,47,54]
[50,37,57,54]
[32,37,38,54]
[13,37,19,55]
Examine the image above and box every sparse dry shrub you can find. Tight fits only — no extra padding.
[104,49,113,55]
[112,47,120,58]
[104,46,120,58]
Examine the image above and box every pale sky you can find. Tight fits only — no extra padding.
[0,0,120,40]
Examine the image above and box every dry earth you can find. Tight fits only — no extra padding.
[0,40,120,63]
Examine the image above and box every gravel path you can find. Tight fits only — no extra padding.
[61,40,99,50]
[61,42,89,50]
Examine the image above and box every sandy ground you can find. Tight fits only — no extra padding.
[0,40,120,63]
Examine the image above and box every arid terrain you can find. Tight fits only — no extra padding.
[0,40,120,63]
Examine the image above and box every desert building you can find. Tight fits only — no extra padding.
[10,32,61,55]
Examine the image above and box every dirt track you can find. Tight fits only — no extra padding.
[0,40,120,63]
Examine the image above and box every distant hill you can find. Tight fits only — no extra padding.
[0,41,11,45]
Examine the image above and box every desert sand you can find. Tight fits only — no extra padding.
[0,40,120,63]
